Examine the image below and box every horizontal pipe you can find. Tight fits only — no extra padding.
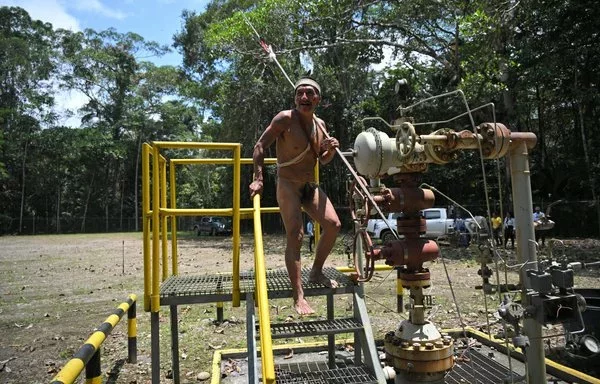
[172,158,277,165]
[509,132,537,149]
[336,265,393,273]
[157,207,281,217]
[152,141,240,150]
[50,295,137,384]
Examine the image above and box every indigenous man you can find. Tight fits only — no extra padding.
[249,77,341,315]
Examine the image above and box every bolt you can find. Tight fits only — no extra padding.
[412,343,421,350]
[425,343,434,350]
[434,341,444,349]
[401,341,409,348]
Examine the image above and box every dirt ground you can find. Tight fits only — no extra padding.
[0,232,599,384]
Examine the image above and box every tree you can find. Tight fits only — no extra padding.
[0,6,57,233]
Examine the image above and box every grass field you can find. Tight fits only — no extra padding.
[1,232,598,383]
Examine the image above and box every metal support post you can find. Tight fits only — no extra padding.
[509,140,546,382]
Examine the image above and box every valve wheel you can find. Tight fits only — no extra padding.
[396,121,417,158]
[352,228,376,282]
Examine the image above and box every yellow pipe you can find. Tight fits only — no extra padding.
[232,144,241,307]
[239,207,280,219]
[170,161,178,275]
[161,158,168,281]
[160,208,235,216]
[210,350,223,384]
[152,141,240,150]
[252,194,275,384]
[157,207,281,218]
[450,327,600,384]
[151,145,160,313]
[51,358,85,383]
[142,144,151,312]
[172,158,277,165]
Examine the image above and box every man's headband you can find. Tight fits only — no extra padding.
[294,78,321,95]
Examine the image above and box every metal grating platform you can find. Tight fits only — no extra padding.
[267,318,363,339]
[268,362,378,384]
[268,348,528,384]
[446,347,525,383]
[159,267,356,305]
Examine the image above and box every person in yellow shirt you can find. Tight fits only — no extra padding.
[491,212,503,246]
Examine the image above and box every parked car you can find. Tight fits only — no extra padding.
[192,217,232,236]
[366,207,455,243]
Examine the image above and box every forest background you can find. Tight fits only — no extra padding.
[1,0,599,238]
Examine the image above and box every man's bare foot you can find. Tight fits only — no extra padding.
[309,270,339,288]
[294,297,315,315]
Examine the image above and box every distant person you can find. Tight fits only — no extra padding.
[249,77,341,315]
[533,206,546,247]
[455,214,469,247]
[491,212,503,246]
[306,219,314,253]
[504,212,515,249]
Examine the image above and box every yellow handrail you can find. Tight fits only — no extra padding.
[252,194,275,384]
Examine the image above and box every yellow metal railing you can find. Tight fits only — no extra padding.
[252,194,275,383]
[141,140,329,384]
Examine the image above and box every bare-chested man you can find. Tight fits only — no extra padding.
[249,77,341,315]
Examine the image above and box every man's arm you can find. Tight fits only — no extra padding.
[249,112,287,198]
[316,119,339,165]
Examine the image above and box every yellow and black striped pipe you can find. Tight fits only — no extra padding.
[50,294,137,384]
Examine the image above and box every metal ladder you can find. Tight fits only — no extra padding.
[246,267,386,384]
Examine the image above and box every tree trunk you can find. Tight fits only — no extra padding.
[577,103,600,237]
[535,85,546,168]
[134,130,142,231]
[80,174,95,232]
[56,185,61,234]
[18,140,29,234]
[120,173,125,231]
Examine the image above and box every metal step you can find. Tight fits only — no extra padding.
[266,363,378,384]
[159,267,357,306]
[263,318,363,339]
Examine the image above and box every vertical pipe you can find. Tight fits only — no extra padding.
[151,145,161,383]
[217,280,224,323]
[509,140,545,382]
[151,312,160,384]
[142,144,151,312]
[232,144,241,307]
[327,292,335,368]
[127,297,137,364]
[354,221,364,365]
[245,293,258,384]
[84,349,101,384]
[151,145,160,313]
[396,268,404,313]
[170,161,178,276]
[170,305,180,384]
[252,194,275,384]
[314,161,321,242]
[161,158,168,281]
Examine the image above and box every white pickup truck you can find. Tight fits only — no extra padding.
[366,208,455,243]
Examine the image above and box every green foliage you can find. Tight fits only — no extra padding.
[0,1,598,236]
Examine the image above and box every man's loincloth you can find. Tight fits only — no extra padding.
[301,182,318,204]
